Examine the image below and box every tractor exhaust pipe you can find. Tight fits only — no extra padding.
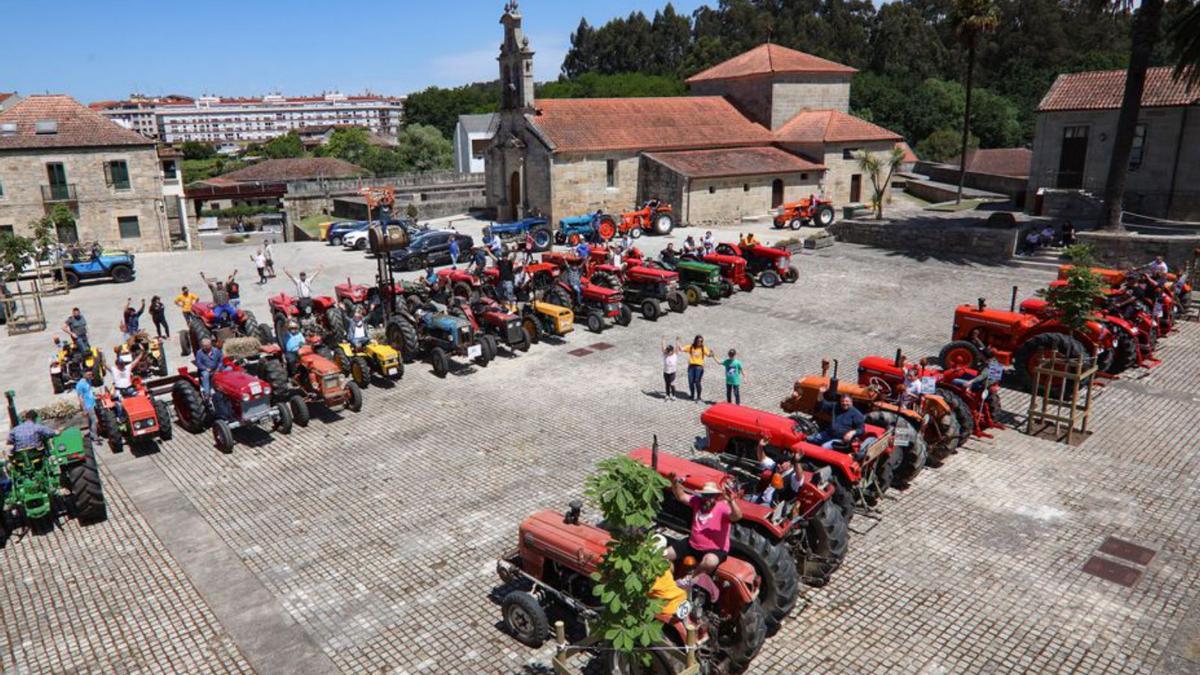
[1010,286,1019,312]
[651,435,659,472]
[828,359,840,400]
[894,348,903,368]
[5,389,17,428]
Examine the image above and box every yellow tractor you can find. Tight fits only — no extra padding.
[519,301,574,344]
[333,339,404,388]
[50,338,107,394]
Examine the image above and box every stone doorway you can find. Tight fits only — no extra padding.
[771,179,784,208]
[508,171,521,221]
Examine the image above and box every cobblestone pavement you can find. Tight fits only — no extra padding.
[2,235,1199,674]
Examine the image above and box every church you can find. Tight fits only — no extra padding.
[485,3,905,227]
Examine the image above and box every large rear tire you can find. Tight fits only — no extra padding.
[1014,332,1088,390]
[651,212,674,236]
[386,316,420,361]
[666,290,687,314]
[815,204,835,227]
[259,358,290,404]
[171,379,209,433]
[799,500,849,587]
[153,399,173,442]
[728,524,799,628]
[937,387,974,447]
[724,598,768,674]
[866,410,925,487]
[530,226,553,251]
[65,452,107,523]
[1109,328,1138,374]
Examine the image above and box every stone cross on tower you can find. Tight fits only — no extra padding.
[498,2,535,111]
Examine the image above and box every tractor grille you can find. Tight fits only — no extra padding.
[458,326,472,344]
[242,397,270,422]
[322,373,343,390]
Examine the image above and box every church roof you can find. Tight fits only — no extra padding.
[1037,67,1199,112]
[644,147,824,178]
[774,110,902,144]
[686,44,857,84]
[529,97,773,153]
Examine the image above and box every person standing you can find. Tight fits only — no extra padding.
[283,266,321,315]
[702,231,715,254]
[149,295,169,337]
[75,368,98,441]
[199,272,236,324]
[448,234,461,269]
[496,252,517,310]
[174,286,199,318]
[120,298,146,341]
[226,271,241,308]
[63,307,90,352]
[661,337,681,401]
[251,249,268,284]
[721,348,744,404]
[263,239,276,277]
[683,335,716,403]
[522,231,535,264]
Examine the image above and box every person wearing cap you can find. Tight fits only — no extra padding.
[75,369,98,441]
[283,320,305,374]
[669,474,742,576]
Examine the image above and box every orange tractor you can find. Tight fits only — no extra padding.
[619,199,676,237]
[773,196,835,230]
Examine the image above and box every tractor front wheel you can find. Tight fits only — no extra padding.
[728,524,799,629]
[666,290,687,314]
[868,411,926,488]
[430,347,450,378]
[273,403,293,434]
[521,317,541,345]
[628,227,643,239]
[345,382,363,412]
[350,356,370,388]
[213,420,235,454]
[1014,332,1088,390]
[1110,329,1138,374]
[799,500,850,588]
[783,265,800,283]
[683,284,703,306]
[386,316,419,361]
[98,407,122,453]
[789,218,803,231]
[65,452,107,523]
[289,394,310,427]
[615,304,633,327]
[938,340,984,370]
[640,299,660,321]
[937,387,974,447]
[153,400,173,442]
[815,204,835,227]
[760,270,781,288]
[724,598,768,673]
[501,590,549,648]
[586,311,604,334]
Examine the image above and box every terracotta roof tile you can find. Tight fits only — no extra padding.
[1038,67,1199,112]
[530,97,773,153]
[0,95,153,150]
[644,147,824,178]
[686,44,856,84]
[897,141,918,163]
[774,110,902,144]
[215,157,369,182]
[948,148,1032,177]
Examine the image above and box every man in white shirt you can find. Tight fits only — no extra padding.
[283,266,322,314]
[348,310,370,350]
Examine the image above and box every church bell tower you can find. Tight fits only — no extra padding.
[498,1,535,111]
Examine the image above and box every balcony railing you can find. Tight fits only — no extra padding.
[41,184,78,202]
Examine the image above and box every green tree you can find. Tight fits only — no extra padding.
[1166,3,1200,87]
[562,18,599,78]
[1038,248,1105,332]
[180,141,216,160]
[917,128,978,162]
[395,124,453,173]
[315,127,373,167]
[951,0,1000,203]
[0,232,35,280]
[402,82,500,139]
[856,146,907,219]
[584,456,671,661]
[870,2,948,81]
[538,72,686,99]
[261,132,305,159]
[969,88,1023,148]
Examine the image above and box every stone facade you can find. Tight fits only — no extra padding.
[1075,230,1200,271]
[1027,105,1200,220]
[691,73,852,129]
[829,217,1018,262]
[778,140,897,205]
[0,145,170,251]
[639,156,821,226]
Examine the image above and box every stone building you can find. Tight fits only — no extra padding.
[0,95,180,251]
[484,6,902,226]
[1027,67,1200,220]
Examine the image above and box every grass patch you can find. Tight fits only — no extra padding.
[298,214,335,238]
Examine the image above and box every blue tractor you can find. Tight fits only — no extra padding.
[58,248,136,288]
[555,211,618,245]
[383,301,494,378]
[484,217,554,252]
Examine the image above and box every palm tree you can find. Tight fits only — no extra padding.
[1166,3,1200,87]
[1098,0,1165,231]
[856,147,907,220]
[951,0,999,204]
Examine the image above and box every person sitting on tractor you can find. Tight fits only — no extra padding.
[7,410,57,457]
[573,239,591,260]
[660,243,679,266]
[472,245,488,276]
[564,258,584,305]
[682,236,698,256]
[282,320,305,374]
[199,272,237,326]
[423,264,438,288]
[668,476,741,577]
[649,534,689,617]
[751,437,805,508]
[283,266,322,316]
[809,388,867,457]
[1147,255,1170,276]
[702,231,716,255]
[63,307,90,353]
[194,337,224,400]
[897,364,924,409]
[348,311,370,351]
[110,349,143,398]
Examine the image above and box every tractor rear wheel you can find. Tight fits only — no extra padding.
[153,400,173,442]
[289,394,310,427]
[501,590,549,648]
[547,284,573,311]
[601,650,674,674]
[386,316,420,361]
[615,304,633,327]
[937,387,974,447]
[640,299,660,321]
[350,356,370,388]
[213,420,234,453]
[938,340,984,370]
[651,213,674,236]
[345,382,363,412]
[596,216,617,241]
[273,403,293,434]
[586,311,604,333]
[1014,332,1087,390]
[799,500,850,588]
[760,270,781,288]
[666,290,687,314]
[728,524,799,628]
[815,204,835,227]
[521,317,541,345]
[1109,328,1137,374]
[260,359,290,404]
[783,265,800,283]
[171,379,209,433]
[430,347,450,378]
[65,452,107,523]
[723,598,768,674]
[683,284,703,306]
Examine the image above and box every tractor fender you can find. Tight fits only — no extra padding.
[1103,314,1136,337]
[1023,323,1103,353]
[793,443,861,483]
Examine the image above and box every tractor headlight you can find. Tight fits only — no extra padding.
[242,392,250,401]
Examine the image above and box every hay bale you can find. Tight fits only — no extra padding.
[223,336,263,359]
[39,399,80,420]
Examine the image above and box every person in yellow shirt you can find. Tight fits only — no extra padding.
[681,335,717,403]
[648,535,688,618]
[173,285,199,316]
[744,232,760,247]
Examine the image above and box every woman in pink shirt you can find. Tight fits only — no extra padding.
[668,477,742,576]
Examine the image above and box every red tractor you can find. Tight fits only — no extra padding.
[695,402,899,524]
[619,199,676,237]
[773,195,835,229]
[333,277,371,317]
[938,293,1115,389]
[539,252,633,332]
[496,502,766,673]
[684,251,756,292]
[179,302,273,356]
[170,361,294,453]
[715,242,799,288]
[94,379,173,454]
[254,343,363,423]
[586,251,689,320]
[1017,294,1150,374]
[267,293,347,354]
[447,296,521,355]
[857,352,1002,443]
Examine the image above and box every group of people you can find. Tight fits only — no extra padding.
[1018,221,1076,255]
[660,336,745,404]
[250,241,277,284]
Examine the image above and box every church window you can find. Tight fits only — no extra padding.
[606,159,617,188]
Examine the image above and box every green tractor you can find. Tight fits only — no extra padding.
[1,390,107,539]
[644,255,733,305]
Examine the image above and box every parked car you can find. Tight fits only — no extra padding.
[343,219,421,252]
[56,248,136,288]
[388,231,475,271]
[325,221,367,246]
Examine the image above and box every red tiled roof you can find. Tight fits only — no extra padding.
[214,157,369,182]
[948,148,1032,178]
[0,95,153,150]
[1038,67,1200,112]
[530,97,773,153]
[897,141,918,164]
[686,44,856,84]
[644,147,824,178]
[774,110,902,144]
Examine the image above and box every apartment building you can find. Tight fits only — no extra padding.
[92,92,405,144]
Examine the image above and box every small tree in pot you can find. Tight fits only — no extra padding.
[1038,244,1105,333]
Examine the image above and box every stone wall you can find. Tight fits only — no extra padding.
[829,217,1018,262]
[549,152,640,223]
[816,141,897,206]
[915,161,1027,203]
[689,76,773,128]
[1035,189,1103,220]
[770,74,852,122]
[684,173,820,228]
[284,180,486,224]
[1076,231,1200,270]
[0,145,170,252]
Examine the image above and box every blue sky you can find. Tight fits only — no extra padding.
[0,0,704,103]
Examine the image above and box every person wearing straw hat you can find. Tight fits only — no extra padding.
[669,475,742,576]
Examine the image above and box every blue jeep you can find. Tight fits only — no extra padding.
[59,248,136,287]
[484,217,554,252]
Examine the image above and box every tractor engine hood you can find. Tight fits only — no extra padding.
[213,369,270,400]
[625,266,677,284]
[425,313,471,333]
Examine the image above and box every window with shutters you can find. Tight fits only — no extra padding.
[105,160,131,190]
[117,216,140,239]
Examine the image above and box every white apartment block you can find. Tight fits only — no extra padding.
[93,92,405,144]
